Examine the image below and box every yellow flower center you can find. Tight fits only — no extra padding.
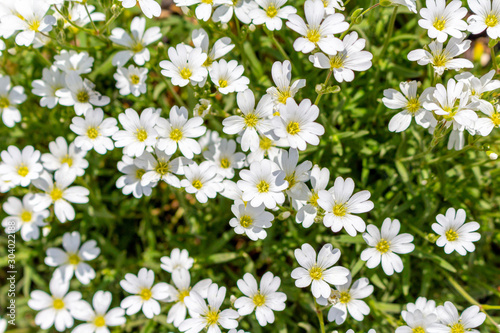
[68,253,80,265]
[333,203,348,216]
[170,128,183,142]
[202,0,213,3]
[450,323,465,333]
[94,316,106,327]
[259,137,273,150]
[432,52,448,67]
[140,288,152,301]
[256,180,270,193]
[406,97,420,114]
[17,165,29,177]
[76,90,89,103]
[308,192,319,207]
[240,215,253,228]
[323,0,328,7]
[20,210,32,222]
[192,179,203,189]
[277,89,292,104]
[442,106,457,121]
[87,127,99,139]
[61,155,73,167]
[445,229,459,241]
[339,291,351,304]
[0,96,10,108]
[486,13,498,27]
[136,168,146,179]
[309,265,323,280]
[284,173,297,189]
[130,74,140,84]
[180,67,192,80]
[376,239,391,253]
[50,187,64,201]
[491,113,500,126]
[155,161,170,175]
[433,17,446,31]
[205,308,220,326]
[136,128,148,142]
[330,55,345,69]
[220,158,230,168]
[178,289,190,303]
[412,327,425,333]
[266,4,278,18]
[307,29,321,43]
[53,298,65,310]
[197,103,209,116]
[132,42,144,53]
[253,293,266,307]
[218,79,228,88]
[286,121,300,135]
[203,56,214,67]
[29,20,41,31]
[244,113,259,127]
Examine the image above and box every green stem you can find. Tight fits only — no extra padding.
[314,70,332,105]
[267,30,290,62]
[491,44,498,70]
[315,303,326,333]
[161,75,187,108]
[32,47,52,67]
[84,3,99,33]
[379,7,398,59]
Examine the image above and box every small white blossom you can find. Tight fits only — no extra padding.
[229,200,273,240]
[432,208,481,255]
[418,0,468,43]
[114,65,148,97]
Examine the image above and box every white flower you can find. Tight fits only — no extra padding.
[212,0,258,24]
[1,194,49,241]
[317,177,374,236]
[71,291,126,333]
[177,0,232,21]
[402,297,437,321]
[273,98,325,150]
[295,165,329,228]
[45,231,100,284]
[54,50,94,75]
[117,0,162,19]
[110,16,162,66]
[0,145,42,187]
[418,0,468,43]
[383,81,436,132]
[397,309,438,333]
[286,0,348,54]
[476,101,500,136]
[237,159,288,209]
[114,65,148,97]
[135,148,186,187]
[113,108,160,157]
[234,272,287,326]
[247,136,285,163]
[163,269,212,327]
[33,166,90,223]
[0,318,5,333]
[209,59,249,94]
[28,275,81,332]
[390,0,417,13]
[161,248,194,273]
[309,31,373,83]
[179,283,239,333]
[361,218,415,275]
[70,108,118,154]
[323,0,345,14]
[250,0,297,31]
[222,89,274,152]
[432,207,481,255]
[316,273,373,325]
[116,155,156,198]
[429,302,486,333]
[423,79,478,130]
[266,60,306,108]
[160,44,208,87]
[1,0,56,46]
[203,138,245,179]
[0,75,26,127]
[229,199,273,240]
[41,136,89,176]
[220,179,244,201]
[291,243,349,298]
[180,161,224,203]
[192,28,235,69]
[455,70,500,107]
[407,35,473,75]
[194,99,212,117]
[275,148,312,198]
[120,268,170,319]
[467,0,500,39]
[156,105,206,158]
[53,3,105,30]
[56,73,110,116]
[32,66,66,109]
